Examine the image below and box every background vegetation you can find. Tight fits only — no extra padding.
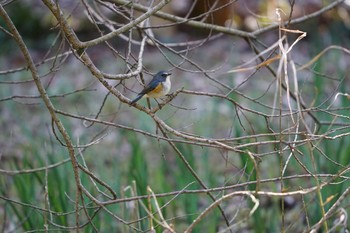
[0,0,349,232]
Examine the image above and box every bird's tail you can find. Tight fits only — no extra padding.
[130,94,144,104]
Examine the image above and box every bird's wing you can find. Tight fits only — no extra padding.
[139,79,161,95]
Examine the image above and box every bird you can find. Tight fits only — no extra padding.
[130,70,172,104]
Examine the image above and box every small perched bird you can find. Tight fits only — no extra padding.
[130,70,172,104]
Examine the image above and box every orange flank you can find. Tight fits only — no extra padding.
[150,83,163,95]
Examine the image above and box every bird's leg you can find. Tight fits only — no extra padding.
[155,99,163,110]
[166,93,175,99]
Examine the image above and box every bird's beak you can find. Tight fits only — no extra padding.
[167,72,172,76]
